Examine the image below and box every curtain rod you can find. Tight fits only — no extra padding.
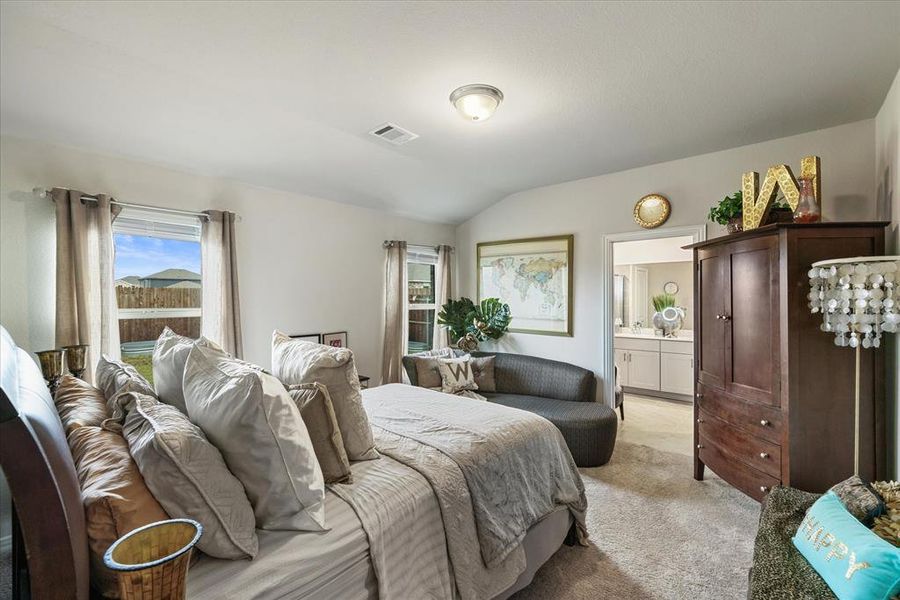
[383,241,455,252]
[34,187,241,221]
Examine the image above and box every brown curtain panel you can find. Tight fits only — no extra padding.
[432,245,453,349]
[381,241,407,384]
[201,210,243,358]
[53,188,122,383]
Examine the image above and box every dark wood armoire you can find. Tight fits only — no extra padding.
[687,222,888,501]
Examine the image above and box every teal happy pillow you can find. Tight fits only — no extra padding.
[793,491,900,600]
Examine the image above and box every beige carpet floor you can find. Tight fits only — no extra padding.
[511,440,760,600]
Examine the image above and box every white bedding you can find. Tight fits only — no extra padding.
[187,454,450,600]
[187,487,377,600]
[187,384,584,600]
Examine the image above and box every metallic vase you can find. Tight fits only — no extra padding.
[35,349,65,395]
[62,344,89,379]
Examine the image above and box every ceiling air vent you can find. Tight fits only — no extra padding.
[368,122,419,146]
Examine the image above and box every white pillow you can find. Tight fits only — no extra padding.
[122,392,259,560]
[152,327,227,414]
[271,330,377,461]
[183,343,326,531]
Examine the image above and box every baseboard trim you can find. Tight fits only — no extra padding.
[622,387,692,403]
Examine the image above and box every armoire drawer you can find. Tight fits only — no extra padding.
[698,441,780,502]
[697,387,782,444]
[698,412,781,478]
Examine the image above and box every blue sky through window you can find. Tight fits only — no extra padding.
[114,233,201,279]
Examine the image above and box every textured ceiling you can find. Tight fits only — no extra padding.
[2,1,898,223]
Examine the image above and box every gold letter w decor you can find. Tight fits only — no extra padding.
[741,156,820,230]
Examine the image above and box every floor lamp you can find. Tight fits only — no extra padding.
[808,255,899,476]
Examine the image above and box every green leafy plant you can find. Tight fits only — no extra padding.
[437,297,476,342]
[437,296,511,343]
[707,191,743,226]
[651,293,677,313]
[708,189,792,226]
[473,297,512,340]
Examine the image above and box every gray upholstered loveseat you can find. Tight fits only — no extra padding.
[402,350,618,467]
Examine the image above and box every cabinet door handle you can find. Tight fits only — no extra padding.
[696,417,704,423]
[721,314,731,321]
[759,452,769,459]
[760,420,770,427]
[760,486,769,493]
[695,392,703,399]
[715,314,722,320]
[696,444,704,449]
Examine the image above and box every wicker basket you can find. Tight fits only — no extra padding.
[103,519,202,600]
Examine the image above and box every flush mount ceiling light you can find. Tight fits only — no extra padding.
[449,84,504,121]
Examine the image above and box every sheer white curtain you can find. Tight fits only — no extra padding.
[432,245,453,349]
[201,210,243,357]
[381,241,407,384]
[53,188,121,383]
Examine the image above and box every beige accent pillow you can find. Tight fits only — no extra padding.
[469,355,496,393]
[67,425,170,598]
[271,330,377,461]
[121,392,258,559]
[287,383,352,484]
[54,375,109,434]
[414,357,444,389]
[438,357,478,394]
[184,343,326,531]
[152,327,227,414]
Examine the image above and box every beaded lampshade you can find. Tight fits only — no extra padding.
[807,254,899,476]
[808,256,900,349]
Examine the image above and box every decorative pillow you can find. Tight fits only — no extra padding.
[413,357,444,389]
[67,425,170,598]
[271,330,377,461]
[95,354,156,418]
[287,383,352,484]
[469,355,496,393]
[415,347,457,358]
[152,327,227,414]
[184,343,326,531]
[121,392,258,559]
[830,475,886,527]
[792,491,900,600]
[438,357,478,394]
[871,481,900,547]
[54,375,108,434]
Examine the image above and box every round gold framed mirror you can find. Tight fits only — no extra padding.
[633,194,671,229]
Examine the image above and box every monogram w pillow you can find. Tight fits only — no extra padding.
[437,357,478,394]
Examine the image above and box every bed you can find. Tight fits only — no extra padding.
[0,327,585,600]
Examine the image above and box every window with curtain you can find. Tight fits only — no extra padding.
[112,207,202,382]
[407,245,437,353]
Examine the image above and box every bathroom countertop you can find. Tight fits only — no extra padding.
[614,331,694,342]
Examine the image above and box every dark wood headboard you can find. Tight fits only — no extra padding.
[0,326,89,599]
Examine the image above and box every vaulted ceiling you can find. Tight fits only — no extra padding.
[2,1,898,223]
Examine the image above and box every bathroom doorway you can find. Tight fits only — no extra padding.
[601,225,705,456]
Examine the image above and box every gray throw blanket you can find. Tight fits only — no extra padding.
[362,384,587,595]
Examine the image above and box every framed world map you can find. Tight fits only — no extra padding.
[477,235,573,336]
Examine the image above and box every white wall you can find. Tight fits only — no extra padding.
[613,236,694,265]
[875,69,900,479]
[457,119,877,402]
[0,136,455,379]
